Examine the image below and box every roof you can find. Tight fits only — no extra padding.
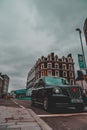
[15,89,26,94]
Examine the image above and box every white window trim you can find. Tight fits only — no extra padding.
[47,70,52,76]
[68,57,72,63]
[55,63,59,69]
[69,72,73,78]
[62,64,66,70]
[47,63,52,69]
[55,70,59,76]
[70,79,74,85]
[68,64,73,70]
[63,71,67,77]
[41,71,44,76]
[55,56,58,61]
[41,64,44,69]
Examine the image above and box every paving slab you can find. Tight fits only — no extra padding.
[0,106,52,130]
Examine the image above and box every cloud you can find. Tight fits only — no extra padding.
[0,0,87,92]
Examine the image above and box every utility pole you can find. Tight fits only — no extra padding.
[76,28,87,75]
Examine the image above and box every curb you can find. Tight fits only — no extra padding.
[11,99,52,130]
[28,109,53,130]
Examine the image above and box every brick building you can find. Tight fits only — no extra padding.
[0,76,3,98]
[26,53,75,88]
[0,74,9,98]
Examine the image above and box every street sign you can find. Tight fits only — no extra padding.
[78,54,86,69]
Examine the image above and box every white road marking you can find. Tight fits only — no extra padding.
[11,99,18,105]
[14,101,18,105]
[38,112,87,117]
[19,105,26,109]
[11,99,25,109]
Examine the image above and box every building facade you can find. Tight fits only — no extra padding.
[0,74,9,98]
[26,53,75,88]
[0,76,3,98]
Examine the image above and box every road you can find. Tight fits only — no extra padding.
[0,98,87,130]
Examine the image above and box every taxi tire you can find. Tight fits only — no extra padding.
[43,97,50,111]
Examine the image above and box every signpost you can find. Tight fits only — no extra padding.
[76,28,87,74]
[78,54,86,69]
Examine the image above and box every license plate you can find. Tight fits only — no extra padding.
[71,99,83,103]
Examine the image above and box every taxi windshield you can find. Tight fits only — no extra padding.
[45,77,69,86]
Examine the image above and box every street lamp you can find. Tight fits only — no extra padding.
[76,28,87,74]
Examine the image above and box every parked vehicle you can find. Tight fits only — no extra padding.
[32,76,86,111]
[26,82,34,97]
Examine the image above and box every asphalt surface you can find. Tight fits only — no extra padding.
[1,98,87,130]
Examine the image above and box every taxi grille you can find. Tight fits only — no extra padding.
[62,87,82,99]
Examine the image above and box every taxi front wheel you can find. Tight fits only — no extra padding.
[43,98,49,111]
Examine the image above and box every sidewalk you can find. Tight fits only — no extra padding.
[0,106,52,130]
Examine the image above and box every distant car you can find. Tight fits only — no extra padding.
[32,76,86,111]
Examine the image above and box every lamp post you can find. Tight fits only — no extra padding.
[76,28,87,74]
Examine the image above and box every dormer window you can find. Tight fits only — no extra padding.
[41,56,45,61]
[62,56,66,62]
[47,54,52,61]
[68,57,72,63]
[55,55,58,61]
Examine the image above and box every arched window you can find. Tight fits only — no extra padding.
[41,64,44,69]
[62,64,66,70]
[69,72,73,78]
[55,63,59,69]
[55,70,59,76]
[47,70,52,76]
[63,71,67,77]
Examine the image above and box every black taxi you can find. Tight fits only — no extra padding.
[31,76,86,111]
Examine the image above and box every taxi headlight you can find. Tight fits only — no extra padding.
[53,88,60,94]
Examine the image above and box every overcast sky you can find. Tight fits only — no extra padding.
[0,0,87,92]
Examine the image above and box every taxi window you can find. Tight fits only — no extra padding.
[45,77,69,86]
